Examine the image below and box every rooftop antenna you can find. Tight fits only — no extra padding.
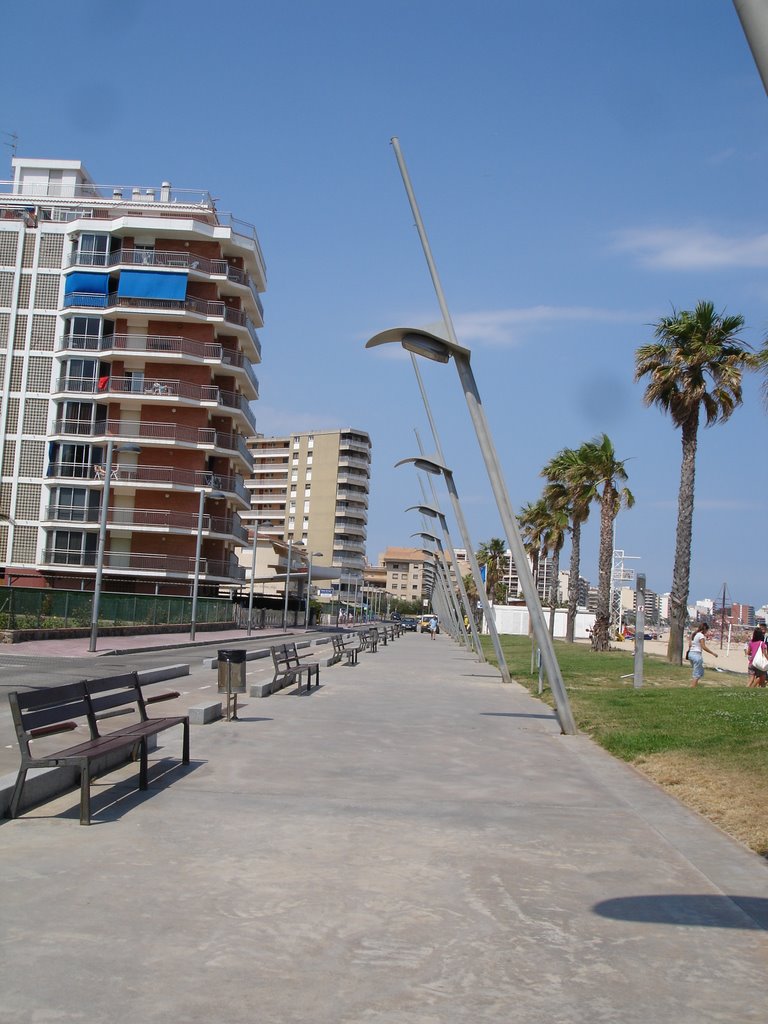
[2,131,18,174]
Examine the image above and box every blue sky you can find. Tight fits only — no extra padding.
[3,0,768,608]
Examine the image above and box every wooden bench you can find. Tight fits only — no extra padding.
[7,673,190,826]
[270,642,320,693]
[331,634,359,665]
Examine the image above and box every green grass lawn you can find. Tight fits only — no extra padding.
[485,635,768,773]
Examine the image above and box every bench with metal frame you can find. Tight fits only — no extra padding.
[6,673,190,826]
[331,634,359,666]
[270,642,320,693]
[358,627,379,653]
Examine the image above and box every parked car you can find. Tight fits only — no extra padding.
[401,617,419,631]
[419,616,440,635]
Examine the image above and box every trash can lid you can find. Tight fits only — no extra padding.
[218,648,246,661]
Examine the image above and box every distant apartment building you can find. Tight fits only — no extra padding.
[619,585,661,627]
[729,602,755,627]
[0,157,264,596]
[244,428,371,597]
[378,546,435,604]
[501,551,557,604]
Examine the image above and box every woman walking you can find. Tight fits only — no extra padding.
[687,622,718,687]
[747,627,767,688]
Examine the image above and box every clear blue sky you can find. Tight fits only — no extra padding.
[3,0,767,609]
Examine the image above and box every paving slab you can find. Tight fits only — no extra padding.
[1,633,766,1024]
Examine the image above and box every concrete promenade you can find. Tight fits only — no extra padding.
[1,632,767,1023]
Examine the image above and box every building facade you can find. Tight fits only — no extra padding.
[244,428,371,598]
[377,546,435,605]
[0,158,265,597]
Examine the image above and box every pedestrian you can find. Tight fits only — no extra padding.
[746,627,768,688]
[686,622,718,687]
[428,615,438,639]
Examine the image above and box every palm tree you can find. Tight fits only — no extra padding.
[542,445,597,642]
[579,434,634,651]
[476,537,507,603]
[517,501,548,601]
[635,301,757,664]
[539,483,571,636]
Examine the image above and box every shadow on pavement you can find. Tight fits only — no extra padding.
[593,894,768,930]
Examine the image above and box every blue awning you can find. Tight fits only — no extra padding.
[64,272,110,295]
[117,270,188,300]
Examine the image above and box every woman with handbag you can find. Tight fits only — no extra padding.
[687,623,718,687]
[747,627,768,688]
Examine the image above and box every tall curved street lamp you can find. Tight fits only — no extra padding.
[89,440,140,653]
[190,489,226,641]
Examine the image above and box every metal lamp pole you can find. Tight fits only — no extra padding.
[408,503,479,655]
[305,551,323,628]
[190,489,225,641]
[89,440,140,653]
[282,539,293,631]
[397,456,510,683]
[247,519,273,637]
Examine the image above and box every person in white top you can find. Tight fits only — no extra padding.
[687,622,718,687]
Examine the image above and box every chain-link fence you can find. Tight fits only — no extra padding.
[0,586,233,631]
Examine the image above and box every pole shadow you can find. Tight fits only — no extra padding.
[593,894,768,930]
[480,712,558,721]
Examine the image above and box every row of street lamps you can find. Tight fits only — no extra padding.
[363,137,576,735]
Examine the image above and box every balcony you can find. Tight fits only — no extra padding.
[51,418,252,466]
[59,334,260,391]
[61,292,261,360]
[333,538,367,555]
[47,461,249,505]
[43,504,247,543]
[336,485,369,504]
[42,546,245,580]
[335,503,368,523]
[338,454,371,472]
[54,375,257,431]
[66,248,264,323]
[334,519,367,537]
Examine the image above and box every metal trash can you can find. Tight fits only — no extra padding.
[217,648,247,693]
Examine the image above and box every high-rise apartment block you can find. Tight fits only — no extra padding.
[245,429,371,593]
[0,158,265,596]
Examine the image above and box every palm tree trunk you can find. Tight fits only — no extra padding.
[548,547,561,637]
[667,412,699,664]
[592,488,615,651]
[566,519,581,643]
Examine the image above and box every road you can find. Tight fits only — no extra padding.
[0,631,325,778]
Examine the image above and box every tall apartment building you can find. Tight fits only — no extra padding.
[0,158,265,596]
[244,429,371,595]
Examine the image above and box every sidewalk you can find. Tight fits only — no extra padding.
[2,624,297,658]
[1,634,766,1024]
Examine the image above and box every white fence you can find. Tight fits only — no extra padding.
[486,605,595,640]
